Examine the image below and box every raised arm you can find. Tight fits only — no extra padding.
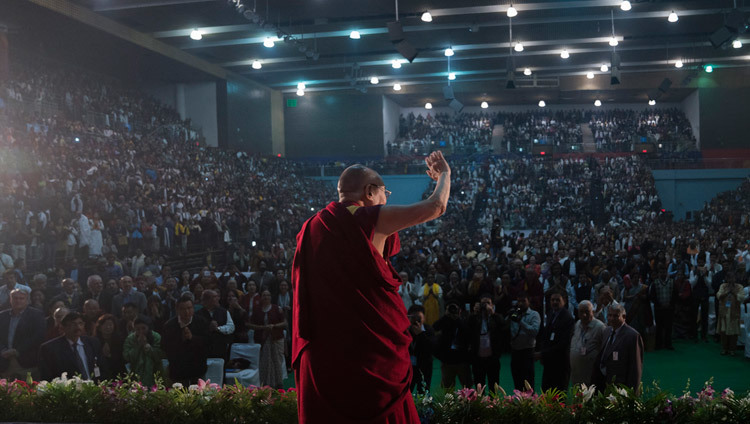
[375,151,451,237]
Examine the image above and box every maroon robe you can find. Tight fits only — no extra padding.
[292,201,419,423]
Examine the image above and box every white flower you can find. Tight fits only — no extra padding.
[172,382,184,389]
[607,394,617,404]
[188,384,199,392]
[616,387,628,397]
[581,383,596,403]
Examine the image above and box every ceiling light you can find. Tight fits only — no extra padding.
[263,37,275,48]
[370,76,379,84]
[425,102,433,109]
[448,72,456,80]
[296,89,305,96]
[668,11,678,23]
[392,60,402,69]
[524,68,532,76]
[507,4,518,18]
[609,37,619,47]
[393,83,402,91]
[444,48,454,57]
[594,99,602,107]
[675,60,683,68]
[421,12,433,22]
[601,64,609,72]
[649,99,656,106]
[538,100,546,108]
[189,29,203,41]
[620,1,631,11]
[561,49,570,59]
[586,72,595,79]
[481,101,489,109]
[349,31,361,39]
[251,60,262,70]
[733,39,743,49]
[297,82,306,90]
[704,64,713,73]
[514,42,524,52]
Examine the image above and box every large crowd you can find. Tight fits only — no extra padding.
[0,56,748,394]
[390,112,494,155]
[589,108,696,152]
[500,110,585,154]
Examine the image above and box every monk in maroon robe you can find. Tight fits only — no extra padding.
[292,151,451,423]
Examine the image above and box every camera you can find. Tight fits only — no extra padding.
[446,303,460,316]
[507,306,523,322]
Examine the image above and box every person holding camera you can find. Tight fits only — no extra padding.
[468,294,508,391]
[433,302,472,390]
[407,305,436,393]
[509,292,541,391]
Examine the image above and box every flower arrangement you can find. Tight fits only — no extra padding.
[1,375,749,423]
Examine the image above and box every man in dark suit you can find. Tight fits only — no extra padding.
[163,294,209,386]
[407,305,436,393]
[537,291,575,392]
[0,289,46,379]
[433,302,472,390]
[84,274,113,317]
[592,303,644,394]
[196,289,234,359]
[39,311,102,381]
[467,295,508,391]
[111,276,147,317]
[50,278,83,312]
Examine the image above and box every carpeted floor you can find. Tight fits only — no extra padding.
[282,339,750,395]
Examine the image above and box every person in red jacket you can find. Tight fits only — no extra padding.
[292,151,450,424]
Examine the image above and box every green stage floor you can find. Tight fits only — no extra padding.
[283,339,750,395]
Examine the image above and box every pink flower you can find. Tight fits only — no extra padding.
[457,387,477,402]
[197,378,220,391]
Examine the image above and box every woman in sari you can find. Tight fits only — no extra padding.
[249,289,287,388]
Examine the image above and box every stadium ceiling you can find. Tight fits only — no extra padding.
[63,1,750,105]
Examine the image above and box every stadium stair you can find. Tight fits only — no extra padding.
[582,123,597,153]
[491,124,505,153]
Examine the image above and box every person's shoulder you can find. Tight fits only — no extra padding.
[41,335,66,349]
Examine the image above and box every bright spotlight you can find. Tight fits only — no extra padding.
[481,101,489,109]
[538,100,546,107]
[524,68,532,76]
[675,60,683,68]
[601,64,609,72]
[514,42,524,52]
[393,83,402,91]
[609,37,619,47]
[668,11,678,23]
[425,102,433,109]
[392,60,402,69]
[507,4,518,18]
[733,39,742,49]
[561,49,570,59]
[349,31,361,39]
[594,99,602,107]
[263,37,275,48]
[448,72,456,80]
[296,89,305,96]
[189,29,203,40]
[587,72,595,79]
[620,1,632,11]
[251,60,262,69]
[421,12,433,22]
[370,76,379,84]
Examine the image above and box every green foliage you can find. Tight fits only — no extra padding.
[1,376,749,423]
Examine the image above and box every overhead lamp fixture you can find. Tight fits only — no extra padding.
[609,37,619,47]
[675,60,683,68]
[523,68,532,76]
[444,48,454,57]
[587,71,595,79]
[594,99,602,107]
[296,89,305,96]
[425,102,433,109]
[514,42,524,52]
[349,30,361,39]
[620,1,631,11]
[560,49,570,59]
[251,60,262,70]
[263,37,275,48]
[481,101,489,109]
[370,76,379,84]
[297,82,306,90]
[189,29,203,40]
[601,64,609,72]
[668,11,679,23]
[507,4,518,18]
[704,64,714,73]
[538,100,546,108]
[393,83,402,91]
[421,12,433,22]
[392,60,402,69]
[448,72,456,80]
[733,39,743,48]
[649,99,656,106]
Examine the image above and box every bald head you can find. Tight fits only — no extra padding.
[338,164,385,202]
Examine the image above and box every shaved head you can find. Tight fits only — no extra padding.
[338,164,384,202]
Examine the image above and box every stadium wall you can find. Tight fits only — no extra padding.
[284,92,384,159]
[225,77,274,153]
[144,82,220,147]
[652,168,750,221]
[313,175,432,206]
[698,87,750,150]
[383,96,401,155]
[682,89,700,148]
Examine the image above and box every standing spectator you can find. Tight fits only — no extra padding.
[407,305,435,393]
[398,271,420,311]
[420,276,443,326]
[592,304,644,394]
[50,278,83,312]
[690,259,711,342]
[196,290,234,359]
[93,314,125,379]
[85,274,112,317]
[569,300,605,387]
[111,276,147,316]
[162,295,209,386]
[0,270,31,309]
[433,302,472,390]
[0,289,46,379]
[249,289,287,389]
[509,292,540,391]
[650,267,676,350]
[39,312,102,381]
[716,271,747,356]
[537,291,575,392]
[467,295,507,391]
[223,290,248,343]
[123,318,164,387]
